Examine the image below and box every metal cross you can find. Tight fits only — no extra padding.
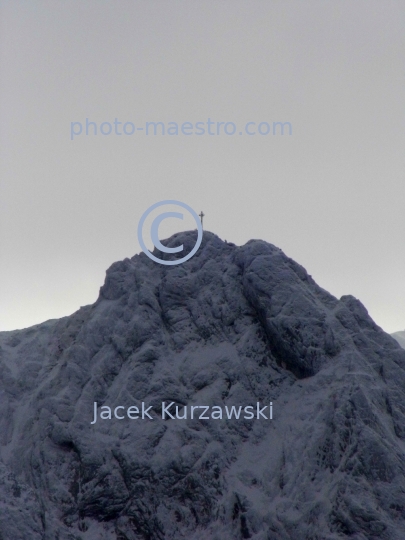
[199,211,205,228]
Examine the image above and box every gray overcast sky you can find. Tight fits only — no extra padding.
[0,1,404,333]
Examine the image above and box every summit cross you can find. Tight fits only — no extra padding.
[199,211,205,228]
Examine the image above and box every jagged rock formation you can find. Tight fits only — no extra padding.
[1,231,405,540]
[391,330,405,350]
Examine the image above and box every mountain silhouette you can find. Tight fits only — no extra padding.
[391,330,405,350]
[1,231,405,539]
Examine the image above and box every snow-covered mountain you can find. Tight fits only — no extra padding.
[1,231,405,540]
[391,331,405,350]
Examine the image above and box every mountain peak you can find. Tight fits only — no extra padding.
[1,234,405,539]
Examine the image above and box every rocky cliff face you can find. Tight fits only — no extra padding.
[1,231,405,540]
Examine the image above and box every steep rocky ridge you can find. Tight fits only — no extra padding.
[1,231,405,540]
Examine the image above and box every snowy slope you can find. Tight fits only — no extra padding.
[1,231,405,540]
[391,331,405,350]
